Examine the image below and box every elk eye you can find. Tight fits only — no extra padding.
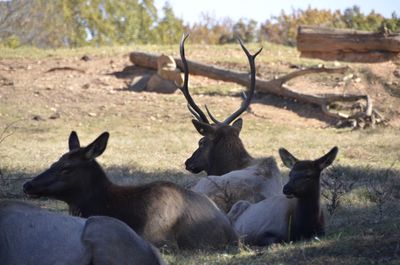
[61,168,72,174]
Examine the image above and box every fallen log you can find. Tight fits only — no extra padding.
[297,26,400,62]
[130,51,383,128]
[130,52,249,84]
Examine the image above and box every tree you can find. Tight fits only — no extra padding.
[232,19,258,43]
[137,0,158,43]
[155,1,184,44]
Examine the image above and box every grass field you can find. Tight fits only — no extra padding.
[0,43,399,264]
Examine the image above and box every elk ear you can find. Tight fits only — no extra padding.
[84,132,109,159]
[279,148,299,169]
[192,119,215,137]
[232,118,243,134]
[69,131,80,150]
[315,146,338,170]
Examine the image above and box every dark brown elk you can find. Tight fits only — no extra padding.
[179,35,282,212]
[23,131,237,250]
[228,147,338,245]
[179,34,262,177]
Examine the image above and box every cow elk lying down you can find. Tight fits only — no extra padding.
[178,35,282,212]
[193,158,282,212]
[228,147,338,246]
[0,200,165,265]
[23,131,237,250]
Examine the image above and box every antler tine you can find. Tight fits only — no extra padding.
[187,104,201,122]
[221,38,262,125]
[205,105,222,124]
[179,34,210,124]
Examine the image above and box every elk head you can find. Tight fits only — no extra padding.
[280,147,338,199]
[23,131,109,201]
[179,34,262,176]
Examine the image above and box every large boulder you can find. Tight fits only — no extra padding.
[146,73,177,94]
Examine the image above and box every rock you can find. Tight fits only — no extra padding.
[146,74,178,94]
[158,68,183,86]
[393,68,400,78]
[88,112,97,117]
[81,55,90,61]
[157,54,176,71]
[0,76,13,86]
[343,74,354,81]
[49,112,61,119]
[32,115,45,121]
[333,61,341,67]
[156,54,184,87]
[128,75,151,92]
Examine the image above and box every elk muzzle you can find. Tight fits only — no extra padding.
[23,180,42,198]
[23,167,61,198]
[184,158,203,174]
[282,184,295,199]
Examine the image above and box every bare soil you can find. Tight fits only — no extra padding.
[1,52,399,129]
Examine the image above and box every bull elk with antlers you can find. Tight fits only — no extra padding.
[178,34,282,212]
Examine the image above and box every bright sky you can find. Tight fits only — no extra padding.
[154,0,399,24]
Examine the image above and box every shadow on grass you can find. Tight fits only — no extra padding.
[168,200,400,265]
[110,65,156,80]
[226,230,400,265]
[1,164,399,264]
[252,93,337,125]
[2,163,399,198]
[0,166,201,200]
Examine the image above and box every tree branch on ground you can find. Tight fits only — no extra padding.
[130,51,384,128]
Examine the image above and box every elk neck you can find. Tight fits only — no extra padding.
[207,134,252,176]
[66,160,113,217]
[291,184,323,241]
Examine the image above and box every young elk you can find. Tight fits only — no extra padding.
[179,34,282,212]
[23,131,237,250]
[228,147,338,246]
[0,200,165,265]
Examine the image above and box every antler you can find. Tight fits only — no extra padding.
[178,34,210,124]
[206,38,262,125]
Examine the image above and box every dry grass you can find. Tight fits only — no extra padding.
[0,43,399,264]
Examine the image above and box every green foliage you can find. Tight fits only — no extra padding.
[232,19,258,43]
[187,15,234,44]
[1,34,20,48]
[155,1,184,44]
[260,5,400,46]
[0,1,398,47]
[0,0,182,47]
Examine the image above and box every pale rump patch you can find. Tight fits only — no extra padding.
[228,196,297,245]
[192,156,282,212]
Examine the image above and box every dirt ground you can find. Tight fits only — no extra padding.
[1,51,399,129]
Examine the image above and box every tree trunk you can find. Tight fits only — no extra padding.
[297,26,400,62]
